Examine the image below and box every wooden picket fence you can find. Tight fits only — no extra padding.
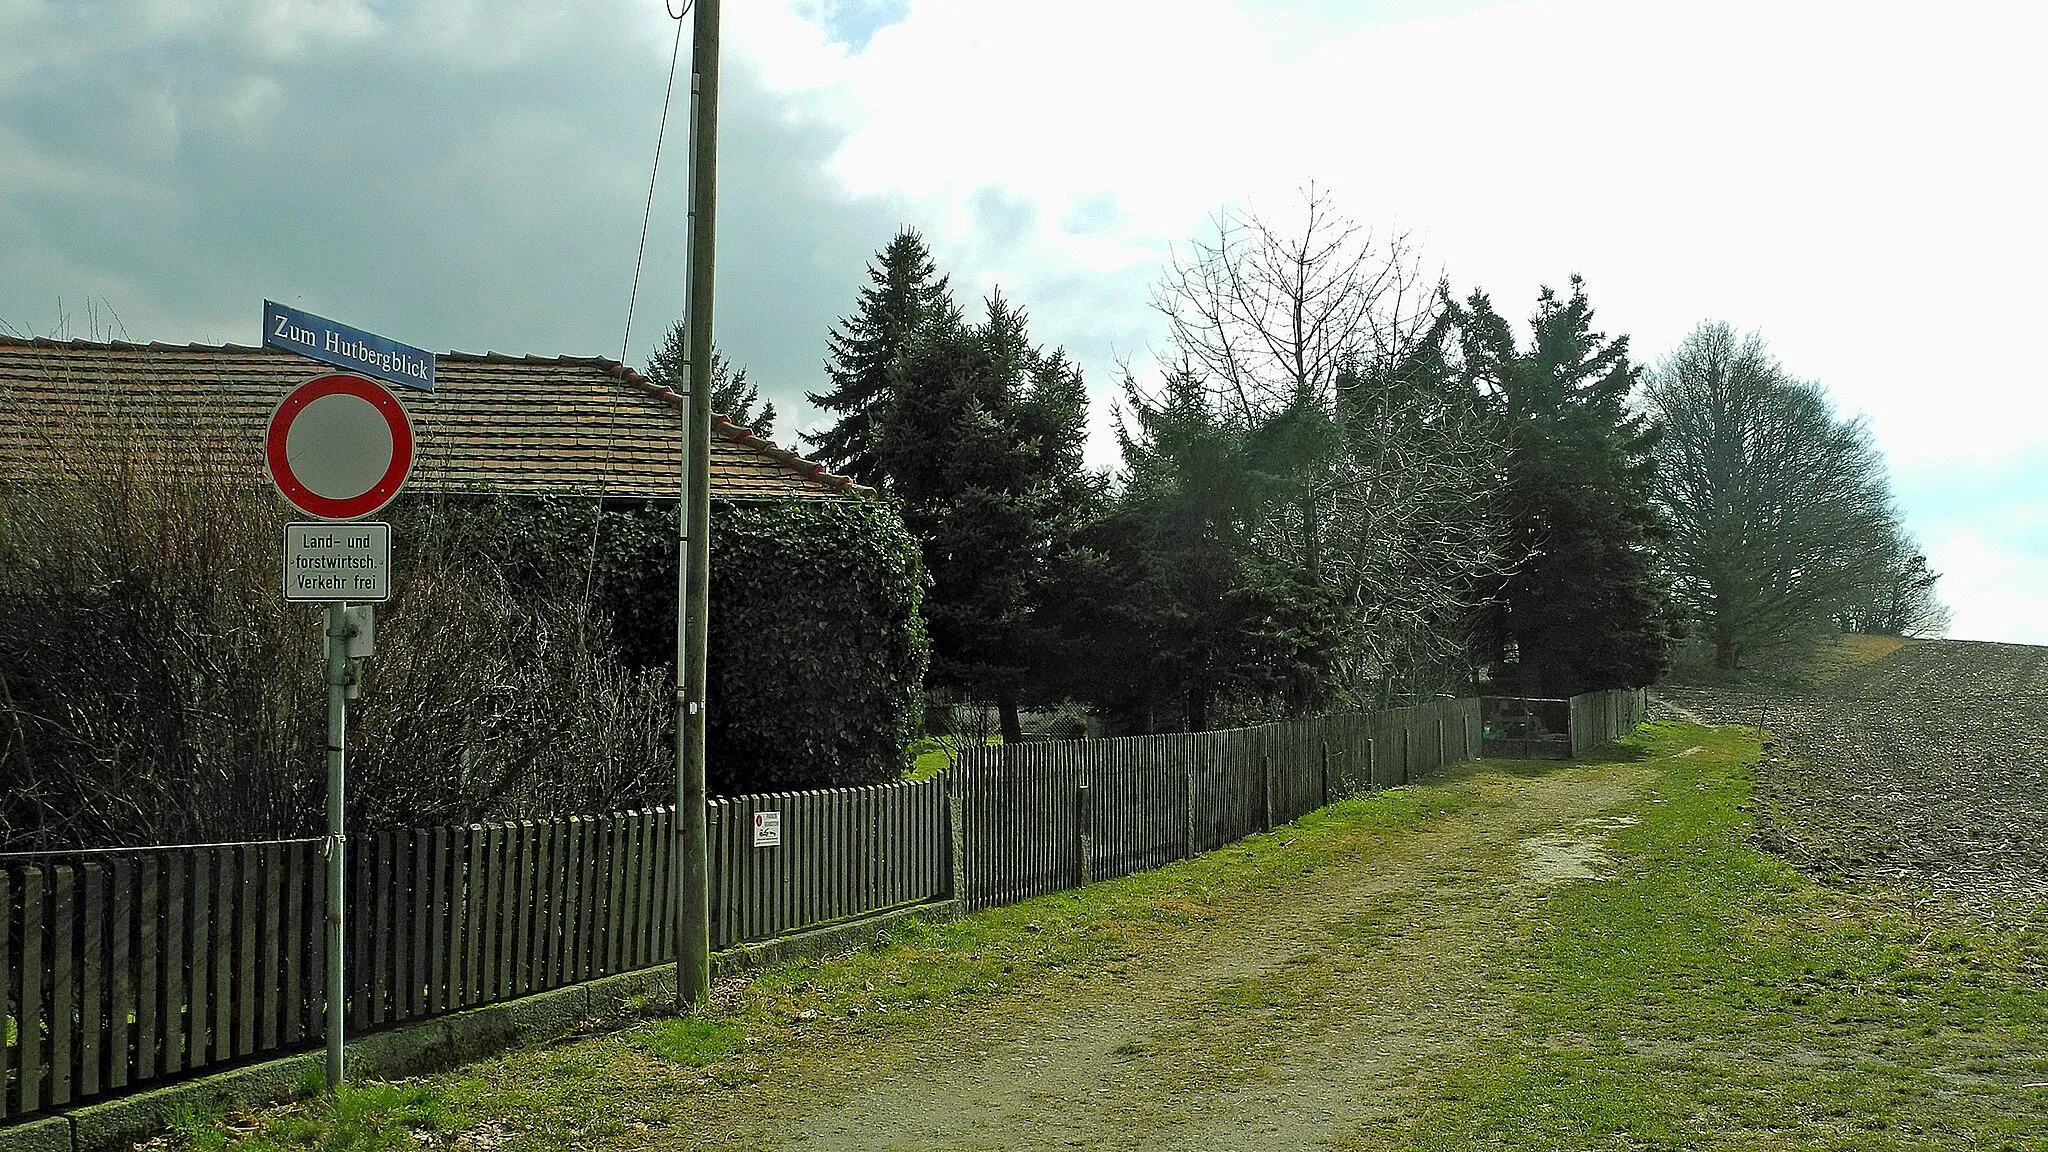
[0,690,1645,1124]
[1570,688,1649,757]
[706,781,949,945]
[0,778,946,1122]
[953,700,1483,911]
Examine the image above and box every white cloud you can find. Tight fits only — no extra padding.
[242,0,382,59]
[743,0,2046,474]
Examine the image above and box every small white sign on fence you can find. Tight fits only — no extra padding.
[752,810,782,847]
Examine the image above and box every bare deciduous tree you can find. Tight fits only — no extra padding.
[1648,322,1902,668]
[1839,531,1952,638]
[1150,189,1511,703]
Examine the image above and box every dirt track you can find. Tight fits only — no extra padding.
[682,763,1647,1151]
[1657,639,2048,904]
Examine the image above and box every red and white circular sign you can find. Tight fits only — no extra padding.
[264,374,415,520]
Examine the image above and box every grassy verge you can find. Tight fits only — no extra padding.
[901,737,951,781]
[1345,721,2048,1151]
[1665,632,1909,690]
[901,734,1001,781]
[1799,632,1910,685]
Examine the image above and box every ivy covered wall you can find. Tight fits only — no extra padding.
[405,493,929,794]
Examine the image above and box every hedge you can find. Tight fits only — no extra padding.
[419,493,929,793]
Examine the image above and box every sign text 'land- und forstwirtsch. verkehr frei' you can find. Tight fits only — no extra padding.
[284,521,391,602]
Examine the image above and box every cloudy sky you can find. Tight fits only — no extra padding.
[3,0,2041,643]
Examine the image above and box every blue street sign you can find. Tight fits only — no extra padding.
[263,300,435,393]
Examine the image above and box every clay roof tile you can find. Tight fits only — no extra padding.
[0,336,873,501]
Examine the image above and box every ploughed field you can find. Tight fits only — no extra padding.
[1659,639,2048,904]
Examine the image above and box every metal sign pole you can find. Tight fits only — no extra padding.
[324,601,350,1088]
[262,362,409,1092]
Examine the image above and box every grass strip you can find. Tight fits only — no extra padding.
[1344,720,2048,1151]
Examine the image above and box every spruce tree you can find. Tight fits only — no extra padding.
[1078,368,1263,731]
[644,323,776,440]
[1058,365,1350,733]
[878,290,1096,742]
[1451,278,1673,695]
[806,229,953,488]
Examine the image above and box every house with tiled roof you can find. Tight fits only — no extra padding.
[0,336,869,500]
[0,334,927,797]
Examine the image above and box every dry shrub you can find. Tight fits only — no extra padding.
[0,389,670,850]
[347,560,673,832]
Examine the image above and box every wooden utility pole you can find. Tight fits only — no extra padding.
[674,0,719,1009]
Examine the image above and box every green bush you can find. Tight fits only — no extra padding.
[421,493,929,794]
[706,499,928,791]
[0,411,674,848]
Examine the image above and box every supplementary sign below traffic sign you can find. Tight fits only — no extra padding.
[285,521,391,602]
[266,374,415,520]
[752,811,782,847]
[264,300,435,393]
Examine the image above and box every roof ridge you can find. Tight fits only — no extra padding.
[0,334,648,369]
[0,335,271,353]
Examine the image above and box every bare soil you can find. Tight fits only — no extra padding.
[1656,638,2048,905]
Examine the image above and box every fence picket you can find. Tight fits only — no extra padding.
[79,863,104,1098]
[797,792,818,930]
[536,820,559,991]
[494,822,517,998]
[280,847,303,1044]
[427,827,450,1016]
[626,811,651,963]
[651,808,673,966]
[49,866,76,1107]
[513,822,537,993]
[0,871,12,1119]
[565,818,589,983]
[460,826,484,1005]
[228,848,254,1060]
[599,815,623,974]
[184,851,210,1072]
[107,859,133,1091]
[348,839,370,1031]
[404,832,426,1020]
[304,845,324,1050]
[18,869,45,1113]
[578,816,601,979]
[386,832,410,1022]
[369,833,392,1027]
[777,792,796,935]
[210,849,234,1063]
[705,801,726,952]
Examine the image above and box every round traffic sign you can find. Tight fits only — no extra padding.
[265,374,415,520]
